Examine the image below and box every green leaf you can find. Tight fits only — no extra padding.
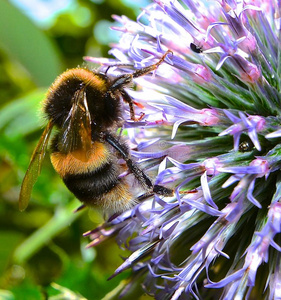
[0,290,15,300]
[49,283,87,300]
[0,89,46,137]
[0,0,63,86]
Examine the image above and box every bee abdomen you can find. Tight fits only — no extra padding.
[63,162,120,202]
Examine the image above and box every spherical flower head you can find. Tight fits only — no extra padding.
[85,0,281,299]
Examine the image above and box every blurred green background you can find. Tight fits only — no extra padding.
[0,0,150,299]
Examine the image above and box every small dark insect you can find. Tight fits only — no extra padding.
[239,140,254,152]
[19,51,174,214]
[190,42,203,53]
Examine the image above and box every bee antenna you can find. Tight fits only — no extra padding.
[104,66,111,74]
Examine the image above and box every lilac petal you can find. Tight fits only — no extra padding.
[248,129,261,151]
[223,110,241,123]
[216,54,231,70]
[151,102,220,130]
[233,132,242,150]
[222,174,243,188]
[165,54,195,72]
[219,165,264,174]
[172,120,186,139]
[266,129,281,138]
[222,201,244,223]
[158,157,169,174]
[219,124,243,136]
[205,269,245,288]
[268,203,281,232]
[229,183,243,202]
[164,95,200,113]
[131,149,168,159]
[268,271,281,299]
[129,35,149,63]
[269,239,281,252]
[147,264,164,278]
[161,221,179,239]
[168,157,202,171]
[242,5,262,14]
[151,253,165,265]
[206,22,228,40]
[170,287,186,300]
[247,259,260,286]
[154,167,181,185]
[200,171,218,209]
[163,1,198,35]
[154,195,174,208]
[214,244,230,259]
[136,138,160,150]
[246,179,262,208]
[134,204,148,223]
[239,112,262,151]
[183,198,222,216]
[109,240,159,279]
[155,35,165,54]
[221,281,241,300]
[166,54,212,81]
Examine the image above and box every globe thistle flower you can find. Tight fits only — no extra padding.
[84,0,281,299]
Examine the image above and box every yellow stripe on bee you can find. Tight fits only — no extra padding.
[51,142,110,177]
[97,182,134,213]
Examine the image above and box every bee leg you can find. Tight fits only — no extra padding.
[108,50,172,120]
[120,89,136,121]
[130,50,172,79]
[109,73,133,92]
[153,184,174,197]
[104,63,135,75]
[109,50,172,93]
[104,133,174,197]
[109,50,172,91]
[104,133,154,190]
[119,90,145,121]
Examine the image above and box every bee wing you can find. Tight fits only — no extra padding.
[60,89,92,162]
[19,121,53,211]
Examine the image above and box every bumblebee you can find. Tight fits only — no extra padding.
[19,51,173,214]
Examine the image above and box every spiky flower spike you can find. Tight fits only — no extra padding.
[84,0,281,299]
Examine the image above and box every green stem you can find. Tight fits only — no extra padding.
[13,199,84,264]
